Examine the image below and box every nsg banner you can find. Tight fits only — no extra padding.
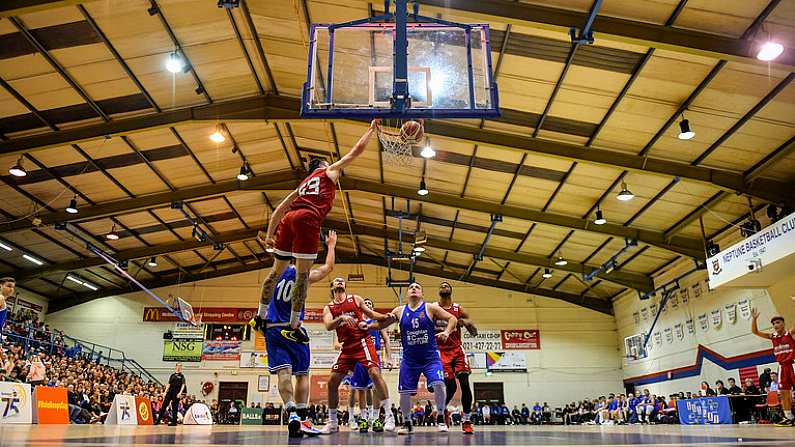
[163,338,203,362]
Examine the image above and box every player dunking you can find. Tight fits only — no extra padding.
[434,281,478,434]
[320,278,396,434]
[254,231,337,438]
[376,282,458,435]
[752,307,795,426]
[251,120,377,334]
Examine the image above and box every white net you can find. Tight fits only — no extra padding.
[377,120,422,167]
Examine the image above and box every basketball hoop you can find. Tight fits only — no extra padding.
[377,119,424,167]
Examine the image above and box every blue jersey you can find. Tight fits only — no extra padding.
[266,266,304,324]
[399,302,438,366]
[367,319,382,351]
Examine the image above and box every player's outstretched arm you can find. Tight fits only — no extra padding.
[429,303,458,343]
[323,304,356,330]
[750,308,772,340]
[309,230,337,284]
[457,304,478,336]
[325,120,378,182]
[370,306,401,330]
[258,189,299,247]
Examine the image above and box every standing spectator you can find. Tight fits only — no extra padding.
[155,363,186,426]
[768,372,779,392]
[759,368,772,392]
[727,378,742,395]
[26,353,46,387]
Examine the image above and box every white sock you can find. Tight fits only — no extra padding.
[286,400,296,416]
[463,412,470,422]
[785,410,794,419]
[381,399,392,420]
[360,407,368,420]
[257,303,268,319]
[329,409,338,424]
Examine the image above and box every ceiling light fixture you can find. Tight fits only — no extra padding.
[9,157,27,177]
[65,196,79,214]
[554,256,568,266]
[677,115,695,140]
[23,254,44,266]
[209,126,226,143]
[594,208,607,225]
[147,257,158,267]
[84,282,99,291]
[66,275,84,285]
[542,268,553,279]
[0,241,12,251]
[420,144,436,159]
[413,245,426,253]
[106,224,120,241]
[165,51,185,74]
[237,164,250,181]
[417,177,429,196]
[617,181,634,201]
[757,41,784,61]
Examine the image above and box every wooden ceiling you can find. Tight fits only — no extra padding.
[0,0,793,316]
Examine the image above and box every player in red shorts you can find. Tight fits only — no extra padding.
[434,281,478,434]
[752,307,795,426]
[319,277,397,434]
[252,120,378,334]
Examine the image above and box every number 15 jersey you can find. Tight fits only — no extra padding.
[266,265,304,325]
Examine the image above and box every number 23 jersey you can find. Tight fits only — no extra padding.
[290,168,336,218]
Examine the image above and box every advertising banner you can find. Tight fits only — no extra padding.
[501,330,540,350]
[239,352,268,368]
[202,341,241,361]
[144,307,337,323]
[135,397,154,425]
[183,403,213,425]
[34,386,69,424]
[461,330,503,352]
[0,382,33,424]
[485,351,527,372]
[310,375,350,403]
[254,331,266,351]
[310,353,339,369]
[104,394,138,425]
[678,396,733,425]
[163,339,203,362]
[240,407,263,425]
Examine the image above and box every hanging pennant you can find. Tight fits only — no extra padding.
[675,323,684,340]
[738,299,752,320]
[664,327,673,344]
[641,307,649,321]
[711,309,722,328]
[680,288,690,304]
[698,314,709,331]
[692,283,702,298]
[654,331,662,346]
[686,319,695,334]
[650,303,658,317]
[725,303,737,324]
[670,293,679,309]
[633,312,640,325]
[703,279,711,294]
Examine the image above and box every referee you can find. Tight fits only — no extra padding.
[155,363,187,426]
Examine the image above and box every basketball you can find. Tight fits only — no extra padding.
[400,120,424,145]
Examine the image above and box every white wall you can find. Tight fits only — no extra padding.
[46,264,623,407]
[615,267,777,396]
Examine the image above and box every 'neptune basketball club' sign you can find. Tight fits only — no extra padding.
[707,211,795,289]
[678,396,733,425]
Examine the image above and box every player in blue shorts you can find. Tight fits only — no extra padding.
[349,298,393,433]
[374,282,457,434]
[248,231,337,438]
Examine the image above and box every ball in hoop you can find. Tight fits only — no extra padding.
[399,120,424,145]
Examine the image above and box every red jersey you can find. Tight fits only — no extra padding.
[772,331,795,364]
[291,168,336,217]
[328,295,367,345]
[435,302,463,351]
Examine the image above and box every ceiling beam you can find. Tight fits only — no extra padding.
[0,169,302,233]
[0,0,89,17]
[3,94,791,207]
[415,0,795,70]
[46,253,612,315]
[15,217,652,292]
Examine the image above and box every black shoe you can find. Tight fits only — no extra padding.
[288,417,304,438]
[168,423,177,427]
[154,420,160,426]
[774,417,795,427]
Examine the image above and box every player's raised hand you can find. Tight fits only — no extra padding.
[436,331,450,344]
[357,321,369,331]
[339,314,356,327]
[326,230,337,248]
[751,307,760,320]
[370,119,381,130]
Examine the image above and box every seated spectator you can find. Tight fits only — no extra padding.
[637,390,655,423]
[715,380,729,395]
[727,378,742,395]
[742,378,760,395]
[500,403,510,425]
[520,403,529,424]
[481,402,491,425]
[542,402,551,423]
[530,402,543,425]
[699,381,716,396]
[511,405,521,425]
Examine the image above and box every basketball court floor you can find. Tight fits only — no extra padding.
[2,425,794,447]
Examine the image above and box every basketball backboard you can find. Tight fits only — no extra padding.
[301,3,499,119]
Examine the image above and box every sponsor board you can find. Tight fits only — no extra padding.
[485,351,527,372]
[184,403,213,425]
[0,382,32,424]
[163,339,203,362]
[501,329,540,349]
[135,397,154,425]
[34,386,69,424]
[105,394,138,425]
[240,407,263,425]
[239,352,268,368]
[202,341,241,361]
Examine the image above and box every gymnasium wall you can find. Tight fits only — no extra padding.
[615,265,779,397]
[46,264,622,408]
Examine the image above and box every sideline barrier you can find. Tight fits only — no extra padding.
[240,407,263,425]
[135,396,154,425]
[33,386,69,424]
[0,382,33,424]
[184,403,213,425]
[105,394,138,425]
